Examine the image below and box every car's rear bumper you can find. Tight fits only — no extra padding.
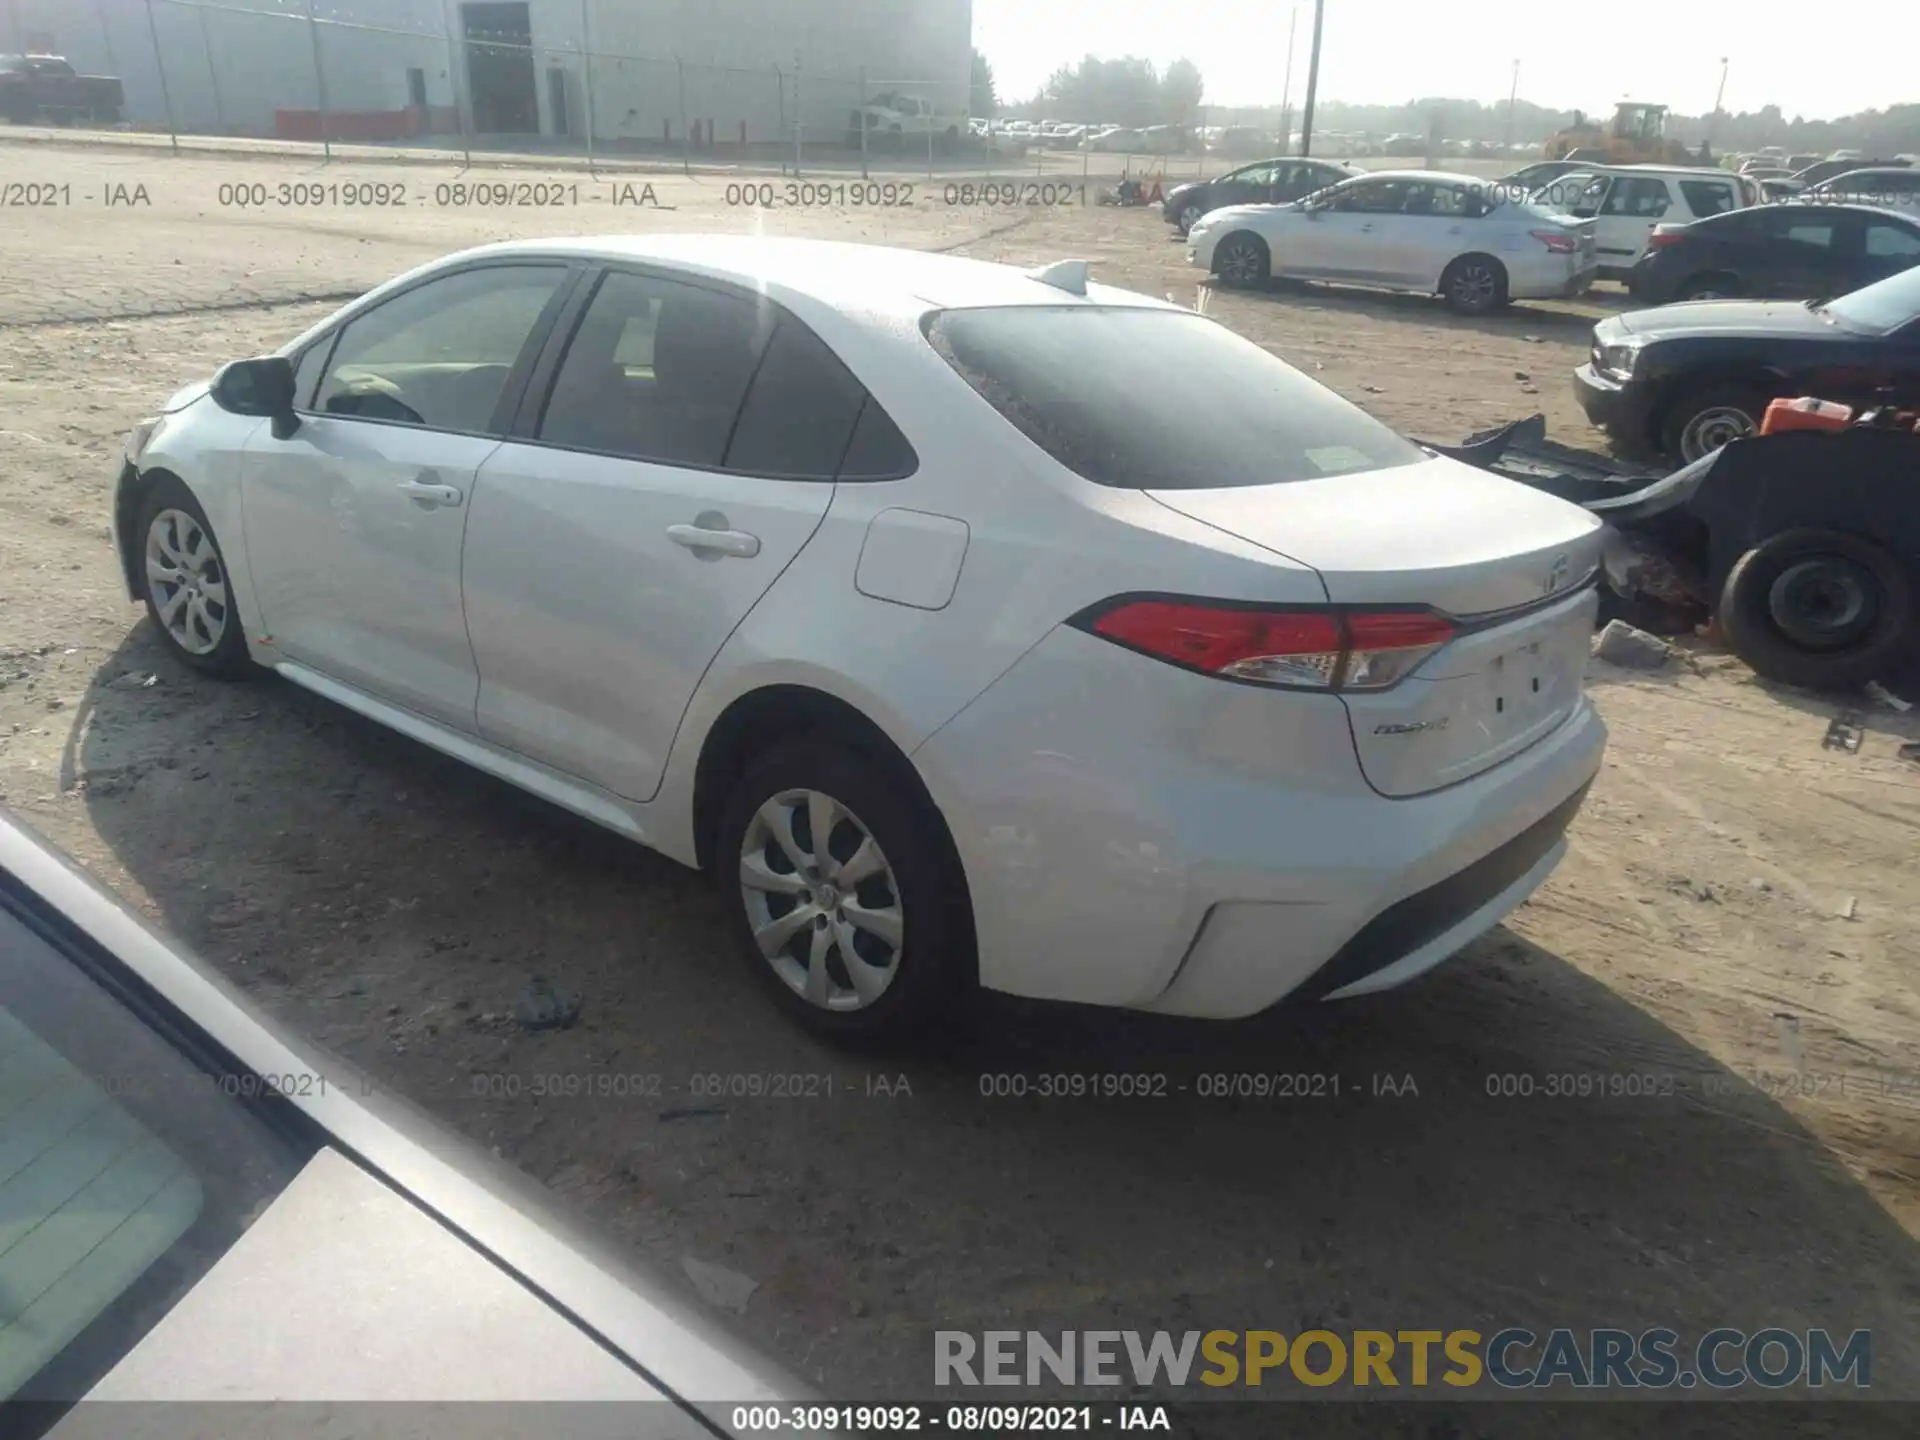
[912,626,1607,1020]
[1506,255,1596,300]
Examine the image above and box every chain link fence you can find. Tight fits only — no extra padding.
[6,0,1224,179]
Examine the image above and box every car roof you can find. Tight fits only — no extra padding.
[1585,164,1737,177]
[431,235,1181,319]
[1330,169,1493,187]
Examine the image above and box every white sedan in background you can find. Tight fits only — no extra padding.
[1187,169,1600,313]
[114,237,1605,1046]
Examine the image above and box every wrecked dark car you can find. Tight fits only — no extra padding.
[1425,414,1919,691]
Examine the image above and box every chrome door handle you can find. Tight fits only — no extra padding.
[397,476,463,508]
[668,523,761,559]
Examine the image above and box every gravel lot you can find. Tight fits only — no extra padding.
[3,138,1919,1426]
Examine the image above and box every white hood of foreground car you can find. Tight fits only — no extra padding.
[1148,454,1604,617]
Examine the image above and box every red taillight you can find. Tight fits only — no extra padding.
[1531,229,1578,254]
[1343,610,1458,688]
[1647,229,1687,250]
[1082,600,1453,691]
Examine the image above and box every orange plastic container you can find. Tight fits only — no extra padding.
[1760,396,1854,436]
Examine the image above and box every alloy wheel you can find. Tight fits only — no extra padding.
[1450,262,1498,310]
[1179,203,1205,233]
[1218,239,1265,286]
[739,788,905,1012]
[144,508,230,656]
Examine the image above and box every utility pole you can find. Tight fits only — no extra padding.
[1503,59,1519,153]
[1706,56,1728,148]
[1298,0,1325,158]
[1278,6,1297,154]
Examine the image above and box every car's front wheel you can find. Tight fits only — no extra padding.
[1662,383,1766,462]
[1213,233,1271,288]
[136,476,253,678]
[1176,202,1206,235]
[715,738,973,1047]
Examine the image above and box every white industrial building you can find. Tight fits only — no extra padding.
[6,0,973,146]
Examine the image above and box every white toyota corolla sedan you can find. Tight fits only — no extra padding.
[1187,169,1599,312]
[112,235,1606,1045]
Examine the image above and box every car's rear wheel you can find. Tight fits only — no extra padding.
[715,738,973,1047]
[1440,255,1509,314]
[135,476,253,678]
[1719,528,1912,689]
[1214,233,1270,288]
[1176,202,1206,235]
[1680,273,1740,301]
[1662,383,1766,462]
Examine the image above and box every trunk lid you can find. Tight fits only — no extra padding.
[1147,456,1603,797]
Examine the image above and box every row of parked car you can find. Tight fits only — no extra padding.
[975,118,1194,154]
[1167,157,1920,464]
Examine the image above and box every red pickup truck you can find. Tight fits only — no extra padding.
[0,53,124,124]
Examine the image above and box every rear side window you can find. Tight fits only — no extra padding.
[1679,180,1738,216]
[838,399,918,480]
[539,270,774,467]
[723,319,866,480]
[1865,222,1920,258]
[925,306,1424,489]
[1600,178,1672,218]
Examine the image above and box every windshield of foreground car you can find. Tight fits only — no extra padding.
[1818,263,1920,333]
[0,890,318,1416]
[924,306,1426,488]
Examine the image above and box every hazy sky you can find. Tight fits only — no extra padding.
[974,0,1913,120]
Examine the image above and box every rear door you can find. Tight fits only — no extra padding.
[1593,175,1674,271]
[460,268,859,802]
[1391,180,1483,289]
[1754,208,1853,298]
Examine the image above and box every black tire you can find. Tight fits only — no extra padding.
[1718,529,1913,690]
[1441,254,1509,314]
[134,474,254,679]
[713,737,974,1048]
[1174,200,1207,236]
[1659,381,1768,462]
[1679,273,1740,301]
[1213,232,1270,289]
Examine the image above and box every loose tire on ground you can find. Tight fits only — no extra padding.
[1718,528,1913,690]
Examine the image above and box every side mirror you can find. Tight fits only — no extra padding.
[212,356,301,439]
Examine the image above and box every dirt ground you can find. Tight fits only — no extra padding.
[3,139,1919,1420]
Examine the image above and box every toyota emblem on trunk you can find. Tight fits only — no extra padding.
[1545,553,1570,593]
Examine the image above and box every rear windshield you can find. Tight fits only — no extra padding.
[924,306,1424,488]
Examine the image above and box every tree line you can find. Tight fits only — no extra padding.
[969,54,1918,157]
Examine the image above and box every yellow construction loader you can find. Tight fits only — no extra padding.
[1545,102,1698,165]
